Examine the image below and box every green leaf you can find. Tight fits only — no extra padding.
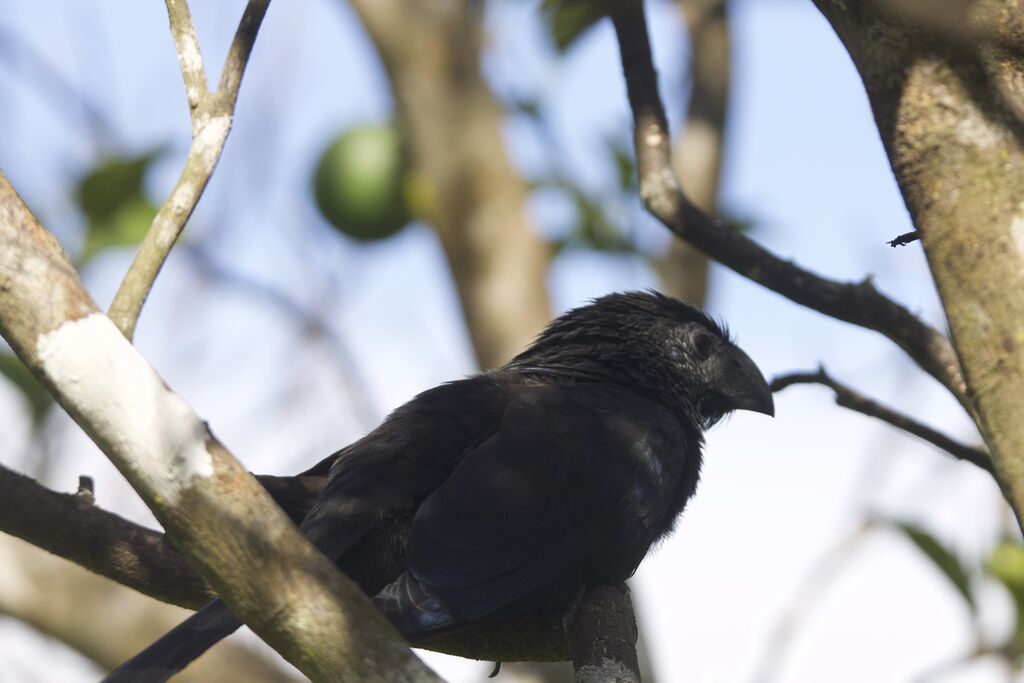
[540,0,606,52]
[0,351,52,425]
[986,542,1024,657]
[76,149,165,263]
[82,197,159,262]
[75,150,161,224]
[887,520,975,612]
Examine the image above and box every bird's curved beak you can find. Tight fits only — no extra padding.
[718,345,774,417]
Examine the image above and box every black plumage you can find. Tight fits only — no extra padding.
[104,291,773,682]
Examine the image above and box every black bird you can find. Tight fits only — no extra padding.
[104,291,773,682]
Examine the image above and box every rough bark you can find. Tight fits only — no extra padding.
[1,451,588,663]
[812,0,1024,525]
[0,171,441,682]
[108,0,270,339]
[569,585,641,683]
[346,0,552,369]
[0,536,299,683]
[609,3,970,416]
[0,463,211,609]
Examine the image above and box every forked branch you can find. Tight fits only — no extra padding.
[609,4,970,416]
[107,0,271,339]
[772,367,990,472]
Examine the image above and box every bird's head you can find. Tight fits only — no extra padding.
[508,291,774,427]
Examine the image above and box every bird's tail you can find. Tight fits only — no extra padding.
[101,599,241,683]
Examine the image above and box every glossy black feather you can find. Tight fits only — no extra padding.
[399,381,699,628]
[105,291,771,681]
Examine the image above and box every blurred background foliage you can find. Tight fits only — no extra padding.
[0,0,1014,682]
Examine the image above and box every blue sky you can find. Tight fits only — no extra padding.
[0,1,1007,681]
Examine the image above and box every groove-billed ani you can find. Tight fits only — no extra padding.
[104,291,773,682]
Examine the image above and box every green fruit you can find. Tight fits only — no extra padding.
[313,124,410,241]
[989,542,1024,595]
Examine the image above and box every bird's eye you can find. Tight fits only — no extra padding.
[668,346,684,363]
[693,332,712,361]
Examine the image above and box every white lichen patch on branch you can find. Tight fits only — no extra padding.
[194,114,231,155]
[36,313,213,504]
[174,27,206,106]
[153,182,197,250]
[1011,210,1024,258]
[574,659,639,683]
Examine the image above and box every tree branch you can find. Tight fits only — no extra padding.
[0,463,211,609]
[810,0,1024,531]
[0,171,440,681]
[107,0,271,340]
[0,457,583,663]
[569,585,641,683]
[215,0,269,109]
[608,5,970,415]
[0,535,301,683]
[771,367,991,472]
[163,0,208,112]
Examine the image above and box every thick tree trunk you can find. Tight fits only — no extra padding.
[813,0,1024,523]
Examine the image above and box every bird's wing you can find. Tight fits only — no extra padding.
[403,381,691,625]
[299,375,509,579]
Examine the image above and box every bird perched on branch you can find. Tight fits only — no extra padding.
[105,290,773,682]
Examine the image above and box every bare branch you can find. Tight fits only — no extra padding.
[0,463,211,609]
[0,535,301,683]
[215,0,271,110]
[0,456,581,663]
[569,585,641,683]
[771,367,991,472]
[108,0,271,340]
[163,0,208,112]
[608,5,970,415]
[0,171,440,682]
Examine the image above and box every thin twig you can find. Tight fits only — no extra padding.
[0,169,441,681]
[215,0,271,109]
[163,0,208,112]
[771,366,991,472]
[888,230,920,247]
[608,5,971,415]
[107,0,271,340]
